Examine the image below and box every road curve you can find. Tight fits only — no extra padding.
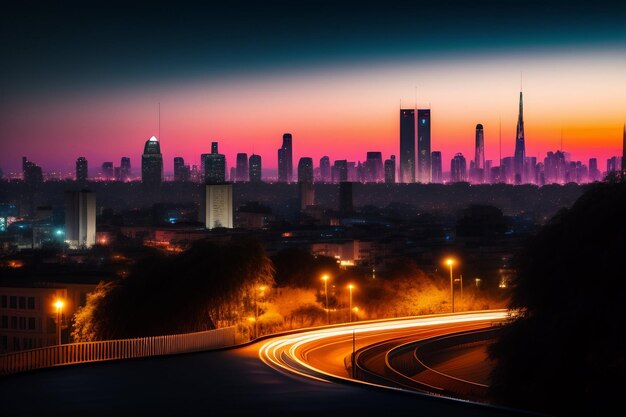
[258,310,506,388]
[1,310,530,417]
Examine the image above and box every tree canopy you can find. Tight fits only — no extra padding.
[489,182,626,416]
[72,238,274,341]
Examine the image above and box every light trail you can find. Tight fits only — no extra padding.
[258,310,508,389]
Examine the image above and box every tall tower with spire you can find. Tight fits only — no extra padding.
[622,124,626,175]
[514,92,526,183]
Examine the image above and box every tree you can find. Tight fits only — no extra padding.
[72,238,274,341]
[489,182,626,416]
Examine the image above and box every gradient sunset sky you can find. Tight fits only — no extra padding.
[1,1,625,175]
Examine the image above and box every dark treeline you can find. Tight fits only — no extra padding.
[489,181,626,416]
[72,238,274,340]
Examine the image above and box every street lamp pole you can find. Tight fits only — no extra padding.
[322,275,330,325]
[54,299,64,345]
[446,259,455,313]
[348,284,354,322]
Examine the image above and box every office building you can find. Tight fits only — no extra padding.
[141,136,163,187]
[319,156,331,183]
[101,162,114,180]
[431,151,442,183]
[236,153,249,182]
[384,156,396,184]
[249,154,262,182]
[277,133,293,183]
[333,160,348,183]
[298,157,314,184]
[417,109,431,183]
[76,157,88,182]
[200,184,233,229]
[473,124,485,183]
[120,157,131,181]
[64,190,96,249]
[339,182,353,214]
[399,109,415,183]
[365,152,383,182]
[450,153,467,182]
[174,157,190,182]
[201,142,226,184]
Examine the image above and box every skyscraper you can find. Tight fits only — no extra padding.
[384,156,396,184]
[101,162,114,180]
[200,184,233,229]
[249,154,262,182]
[514,92,526,183]
[475,124,485,170]
[64,190,96,249]
[277,133,293,182]
[120,157,131,181]
[76,157,88,182]
[201,142,226,184]
[141,136,163,187]
[399,109,415,183]
[236,153,249,182]
[365,152,383,182]
[298,157,315,210]
[417,109,431,183]
[319,156,331,183]
[297,157,314,184]
[431,151,442,183]
[622,124,626,175]
[450,153,467,182]
[174,157,190,182]
[22,157,42,186]
[333,160,348,183]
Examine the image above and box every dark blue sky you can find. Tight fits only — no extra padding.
[2,0,625,99]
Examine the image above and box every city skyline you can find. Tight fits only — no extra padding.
[1,2,625,175]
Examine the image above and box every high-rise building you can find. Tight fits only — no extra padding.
[365,152,383,182]
[76,157,88,182]
[417,109,431,183]
[236,153,249,182]
[514,92,526,183]
[101,162,114,180]
[201,142,226,184]
[22,157,43,186]
[249,154,262,182]
[431,151,442,183]
[141,136,163,187]
[298,157,314,184]
[174,157,190,182]
[277,133,293,183]
[200,184,233,229]
[384,155,396,184]
[339,182,353,214]
[64,190,96,249]
[622,124,626,175]
[120,157,131,181]
[319,156,331,183]
[333,160,348,183]
[399,109,415,183]
[450,153,467,182]
[474,124,485,183]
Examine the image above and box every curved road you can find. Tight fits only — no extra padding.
[0,311,527,417]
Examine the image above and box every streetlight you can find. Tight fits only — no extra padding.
[445,258,455,313]
[348,284,354,322]
[253,285,266,339]
[54,299,64,345]
[322,275,330,325]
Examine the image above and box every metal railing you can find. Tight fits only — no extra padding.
[0,326,236,376]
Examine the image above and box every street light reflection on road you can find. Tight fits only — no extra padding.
[258,310,507,385]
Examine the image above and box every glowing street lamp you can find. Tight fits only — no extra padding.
[445,258,455,313]
[348,284,355,322]
[54,299,64,345]
[322,275,330,325]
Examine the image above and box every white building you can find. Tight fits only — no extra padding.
[201,184,233,229]
[64,191,96,249]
